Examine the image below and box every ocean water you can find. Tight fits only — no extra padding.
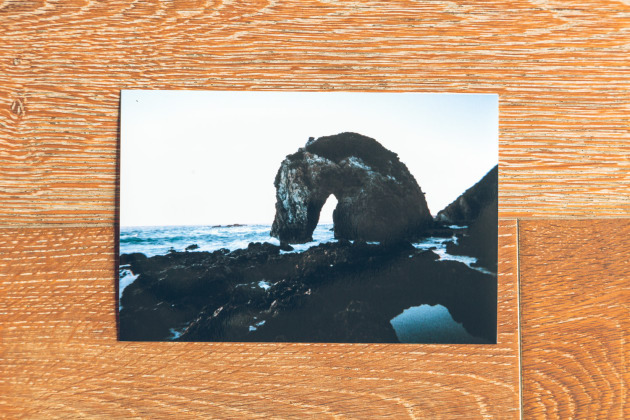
[119,223,335,257]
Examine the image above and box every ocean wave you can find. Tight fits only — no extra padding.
[119,224,336,257]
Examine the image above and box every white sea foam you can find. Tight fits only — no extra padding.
[448,225,467,230]
[118,265,139,309]
[412,235,494,275]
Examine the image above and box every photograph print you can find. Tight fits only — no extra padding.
[118,91,498,343]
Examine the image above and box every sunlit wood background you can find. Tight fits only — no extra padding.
[1,0,628,418]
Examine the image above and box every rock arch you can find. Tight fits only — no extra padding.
[270,132,433,244]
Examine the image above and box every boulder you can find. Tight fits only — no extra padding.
[270,132,433,244]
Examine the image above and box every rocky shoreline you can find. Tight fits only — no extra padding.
[119,225,497,343]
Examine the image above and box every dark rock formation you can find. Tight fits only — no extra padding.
[270,132,433,244]
[436,165,498,273]
[436,165,498,225]
[119,241,496,343]
[446,197,498,272]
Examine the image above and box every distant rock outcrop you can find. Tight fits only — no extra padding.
[270,132,433,244]
[436,165,498,224]
[437,165,499,273]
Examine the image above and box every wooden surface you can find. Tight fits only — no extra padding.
[0,0,628,418]
[519,220,630,419]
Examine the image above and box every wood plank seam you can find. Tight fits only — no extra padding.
[517,218,523,420]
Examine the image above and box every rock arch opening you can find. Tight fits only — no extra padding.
[319,194,338,225]
[270,132,433,244]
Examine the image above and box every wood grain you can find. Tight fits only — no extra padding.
[0,222,519,418]
[0,0,628,226]
[1,0,629,417]
[520,219,630,419]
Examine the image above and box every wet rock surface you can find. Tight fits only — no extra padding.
[270,132,433,244]
[119,238,497,343]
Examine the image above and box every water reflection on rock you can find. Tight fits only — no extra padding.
[391,304,492,344]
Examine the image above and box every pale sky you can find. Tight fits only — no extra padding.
[120,91,497,227]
